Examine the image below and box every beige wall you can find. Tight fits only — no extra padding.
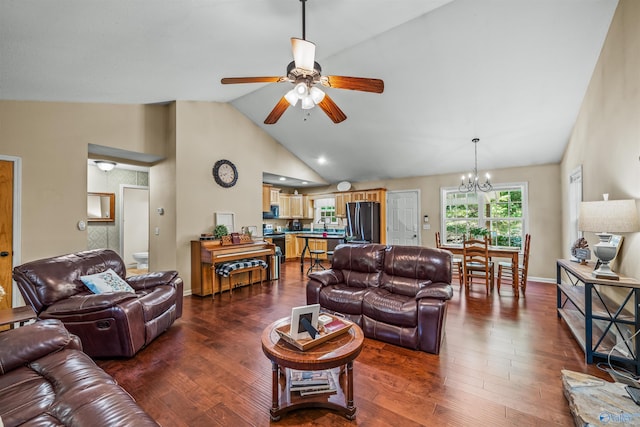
[173,101,325,291]
[0,100,323,296]
[0,101,168,262]
[311,163,562,280]
[4,0,638,295]
[561,0,640,280]
[149,102,178,271]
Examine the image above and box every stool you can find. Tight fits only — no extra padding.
[307,250,326,274]
[214,258,268,299]
[326,250,334,264]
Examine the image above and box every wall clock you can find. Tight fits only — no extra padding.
[212,159,238,188]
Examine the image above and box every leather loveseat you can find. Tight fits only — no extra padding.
[13,249,183,358]
[0,319,159,426]
[307,244,453,354]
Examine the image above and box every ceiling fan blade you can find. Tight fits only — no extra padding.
[321,76,384,93]
[264,97,290,125]
[221,76,284,84]
[317,94,347,124]
[291,38,316,71]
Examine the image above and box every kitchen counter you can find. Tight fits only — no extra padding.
[271,229,345,235]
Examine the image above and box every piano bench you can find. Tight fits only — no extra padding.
[214,259,268,298]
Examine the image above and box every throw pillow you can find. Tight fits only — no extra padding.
[80,268,135,294]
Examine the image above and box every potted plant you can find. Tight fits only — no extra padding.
[213,224,229,240]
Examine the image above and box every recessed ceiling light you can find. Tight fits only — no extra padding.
[318,157,327,165]
[301,181,308,185]
[279,177,286,181]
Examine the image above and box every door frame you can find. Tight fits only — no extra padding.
[119,184,150,263]
[386,189,421,246]
[0,155,22,307]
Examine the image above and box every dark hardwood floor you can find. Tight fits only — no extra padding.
[98,261,608,426]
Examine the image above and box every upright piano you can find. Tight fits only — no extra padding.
[191,239,276,297]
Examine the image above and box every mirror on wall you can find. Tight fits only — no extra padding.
[88,192,115,222]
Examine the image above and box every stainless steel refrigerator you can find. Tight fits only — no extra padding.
[346,201,381,243]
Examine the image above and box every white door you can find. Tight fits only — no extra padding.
[121,186,149,268]
[386,190,419,246]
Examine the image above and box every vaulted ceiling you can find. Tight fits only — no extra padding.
[0,0,618,185]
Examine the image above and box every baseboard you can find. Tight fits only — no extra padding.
[527,276,555,284]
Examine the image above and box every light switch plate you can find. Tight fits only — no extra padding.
[422,224,430,230]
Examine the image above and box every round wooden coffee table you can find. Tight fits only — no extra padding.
[261,316,365,421]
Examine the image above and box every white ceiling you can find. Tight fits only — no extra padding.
[0,0,618,185]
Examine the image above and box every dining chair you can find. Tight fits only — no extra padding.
[462,236,494,294]
[435,231,463,286]
[497,234,531,296]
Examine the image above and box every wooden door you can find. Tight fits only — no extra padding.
[270,188,280,205]
[262,185,271,212]
[0,160,13,310]
[285,234,296,259]
[335,193,351,217]
[290,195,303,218]
[280,194,291,218]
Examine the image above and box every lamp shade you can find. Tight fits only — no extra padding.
[579,199,639,233]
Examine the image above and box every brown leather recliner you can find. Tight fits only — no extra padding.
[13,249,183,358]
[306,244,453,354]
[0,319,159,426]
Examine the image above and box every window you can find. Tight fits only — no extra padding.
[314,198,337,225]
[440,183,528,250]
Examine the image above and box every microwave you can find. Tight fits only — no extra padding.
[263,205,279,219]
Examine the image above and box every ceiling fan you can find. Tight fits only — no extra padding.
[221,0,384,124]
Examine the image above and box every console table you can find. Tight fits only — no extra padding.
[556,259,640,373]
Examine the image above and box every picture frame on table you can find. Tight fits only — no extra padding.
[290,304,320,340]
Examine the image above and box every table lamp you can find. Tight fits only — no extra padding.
[578,198,639,279]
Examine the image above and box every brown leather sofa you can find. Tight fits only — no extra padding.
[13,249,183,358]
[307,244,453,354]
[0,319,159,426]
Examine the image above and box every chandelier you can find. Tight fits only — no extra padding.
[459,138,493,193]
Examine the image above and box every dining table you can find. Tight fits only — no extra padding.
[296,233,347,273]
[439,244,522,297]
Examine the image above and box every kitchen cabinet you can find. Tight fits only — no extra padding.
[270,188,281,206]
[279,194,291,218]
[335,193,352,217]
[364,190,382,202]
[351,191,366,202]
[303,195,314,219]
[351,190,381,202]
[262,185,271,212]
[334,189,385,215]
[309,239,328,259]
[291,234,328,260]
[285,234,296,259]
[290,195,304,218]
[556,259,640,373]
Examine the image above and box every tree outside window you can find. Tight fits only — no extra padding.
[441,184,527,250]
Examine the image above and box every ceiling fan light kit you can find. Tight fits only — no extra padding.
[221,0,384,124]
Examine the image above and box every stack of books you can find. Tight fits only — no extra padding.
[289,370,336,396]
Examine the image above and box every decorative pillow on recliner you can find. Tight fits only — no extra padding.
[80,268,135,294]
